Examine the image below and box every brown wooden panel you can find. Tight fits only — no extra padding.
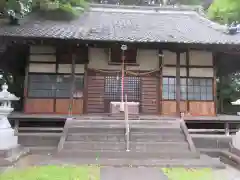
[141,77,158,114]
[189,101,215,116]
[161,101,187,116]
[24,99,54,113]
[55,99,83,114]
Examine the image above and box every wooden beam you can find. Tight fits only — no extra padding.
[176,52,181,117]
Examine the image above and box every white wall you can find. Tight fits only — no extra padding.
[88,48,159,71]
[162,50,213,77]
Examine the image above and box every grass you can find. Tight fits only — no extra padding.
[0,165,100,180]
[162,168,214,180]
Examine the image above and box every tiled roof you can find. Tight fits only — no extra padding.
[0,4,239,45]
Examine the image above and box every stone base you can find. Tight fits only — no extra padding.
[0,145,29,167]
[0,128,18,150]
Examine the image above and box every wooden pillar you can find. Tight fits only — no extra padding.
[186,50,190,112]
[176,52,181,117]
[158,49,163,114]
[83,63,88,114]
[23,45,30,112]
[213,52,218,115]
[69,52,76,116]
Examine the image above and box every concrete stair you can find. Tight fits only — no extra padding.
[55,116,223,167]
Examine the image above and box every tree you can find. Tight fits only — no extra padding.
[3,0,88,24]
[6,0,32,24]
[208,0,240,24]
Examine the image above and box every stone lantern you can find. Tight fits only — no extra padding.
[0,83,20,149]
[0,83,29,166]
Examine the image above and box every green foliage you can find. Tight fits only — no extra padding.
[6,0,32,20]
[0,165,100,180]
[208,0,240,24]
[37,0,88,19]
[218,72,240,102]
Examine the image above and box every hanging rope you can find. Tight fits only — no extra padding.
[88,68,121,74]
[125,69,160,76]
[88,67,160,76]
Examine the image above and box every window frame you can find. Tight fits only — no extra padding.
[27,73,84,99]
[162,76,213,101]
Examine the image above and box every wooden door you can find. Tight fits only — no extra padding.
[104,76,141,113]
[86,75,105,113]
[141,76,159,114]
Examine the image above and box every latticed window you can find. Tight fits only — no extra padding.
[28,74,84,98]
[187,78,213,101]
[162,77,186,100]
[162,77,213,101]
[104,76,141,101]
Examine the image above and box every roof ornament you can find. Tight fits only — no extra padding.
[227,21,240,35]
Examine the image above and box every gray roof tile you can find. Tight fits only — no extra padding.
[0,4,239,44]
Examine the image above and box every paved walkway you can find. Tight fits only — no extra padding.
[101,167,168,180]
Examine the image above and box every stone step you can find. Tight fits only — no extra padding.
[63,141,190,152]
[67,125,180,130]
[130,128,182,134]
[67,120,179,128]
[130,134,185,142]
[63,141,126,151]
[67,133,125,142]
[41,157,224,168]
[67,127,182,134]
[66,133,185,142]
[56,150,200,159]
[67,127,125,134]
[129,142,189,152]
[70,118,178,122]
[28,146,57,155]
